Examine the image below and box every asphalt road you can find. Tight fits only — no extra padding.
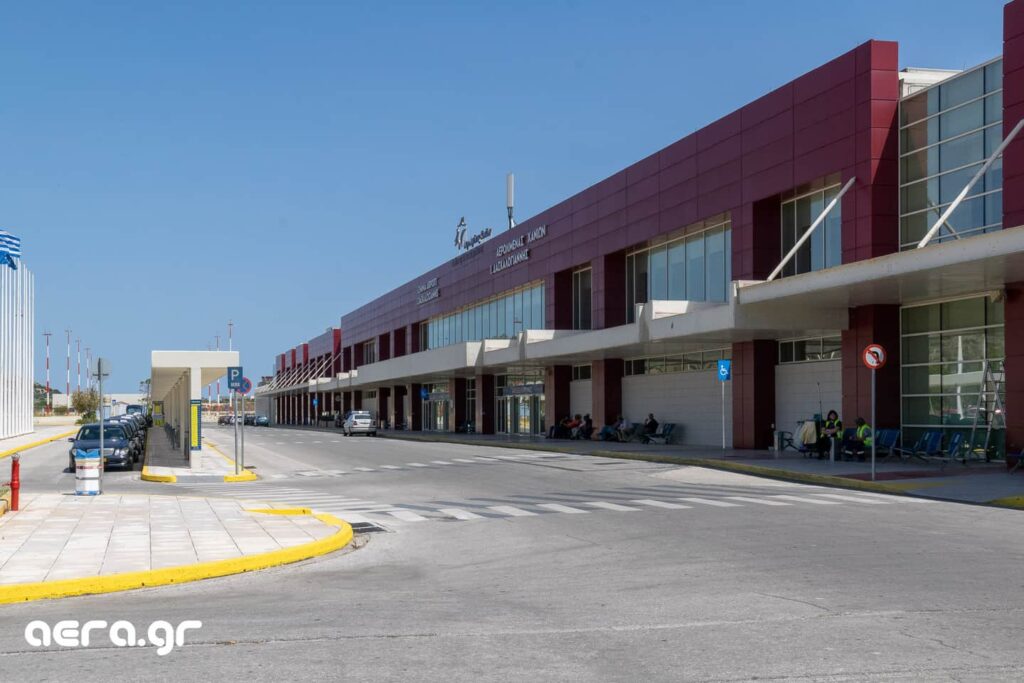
[2,425,1024,681]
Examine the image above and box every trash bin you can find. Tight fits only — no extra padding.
[74,449,102,496]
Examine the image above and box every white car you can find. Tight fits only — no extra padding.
[341,410,377,436]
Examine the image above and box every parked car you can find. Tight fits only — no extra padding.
[340,410,376,437]
[243,414,256,426]
[255,415,270,427]
[111,416,143,461]
[67,423,133,471]
[218,415,233,425]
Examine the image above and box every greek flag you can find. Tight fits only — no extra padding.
[0,230,20,269]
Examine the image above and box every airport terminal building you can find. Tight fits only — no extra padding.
[259,1,1024,457]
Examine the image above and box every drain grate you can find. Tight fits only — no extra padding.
[349,521,390,534]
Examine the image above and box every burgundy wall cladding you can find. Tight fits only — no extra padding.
[333,40,898,351]
[1005,0,1024,228]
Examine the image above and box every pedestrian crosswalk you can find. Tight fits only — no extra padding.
[180,480,935,529]
[261,451,576,480]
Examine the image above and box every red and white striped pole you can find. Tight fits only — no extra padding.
[76,338,81,393]
[43,331,52,415]
[65,328,71,402]
[215,334,221,406]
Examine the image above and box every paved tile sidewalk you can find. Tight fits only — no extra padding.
[144,429,238,481]
[0,493,337,585]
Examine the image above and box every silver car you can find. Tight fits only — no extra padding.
[341,410,376,436]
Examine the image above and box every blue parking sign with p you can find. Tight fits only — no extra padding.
[228,366,243,390]
[717,359,732,382]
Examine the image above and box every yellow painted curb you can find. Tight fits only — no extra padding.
[990,496,1024,509]
[0,429,78,459]
[204,439,259,482]
[139,437,176,483]
[245,507,312,515]
[0,510,353,605]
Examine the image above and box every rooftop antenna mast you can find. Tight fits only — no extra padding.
[506,173,516,231]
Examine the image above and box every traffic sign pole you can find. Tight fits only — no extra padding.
[717,360,732,450]
[861,344,886,482]
[871,366,877,482]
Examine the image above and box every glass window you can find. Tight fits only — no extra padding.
[572,269,592,330]
[513,289,524,335]
[940,68,983,110]
[686,234,705,301]
[649,246,667,300]
[940,130,984,172]
[488,300,498,337]
[668,241,686,300]
[940,99,984,139]
[505,293,514,337]
[781,187,842,276]
[705,228,726,303]
[532,285,544,330]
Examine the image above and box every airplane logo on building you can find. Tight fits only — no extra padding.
[454,217,467,250]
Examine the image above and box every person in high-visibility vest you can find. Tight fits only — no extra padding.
[816,410,843,459]
[843,417,873,461]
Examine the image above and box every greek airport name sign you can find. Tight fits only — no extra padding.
[416,277,439,305]
[490,225,547,275]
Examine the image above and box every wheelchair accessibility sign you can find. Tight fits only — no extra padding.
[717,359,731,382]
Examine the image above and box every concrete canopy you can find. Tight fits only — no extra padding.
[150,350,241,402]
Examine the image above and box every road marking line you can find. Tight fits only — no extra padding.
[536,503,589,514]
[379,465,403,470]
[631,499,692,509]
[295,471,320,477]
[474,457,498,462]
[323,469,348,475]
[452,458,477,463]
[725,496,790,506]
[430,460,453,465]
[812,493,891,504]
[438,508,483,520]
[407,463,429,467]
[585,501,640,512]
[387,510,428,522]
[677,497,741,508]
[492,455,523,460]
[353,467,375,472]
[834,491,936,503]
[488,505,537,517]
[771,495,842,505]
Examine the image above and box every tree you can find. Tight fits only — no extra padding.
[71,389,100,420]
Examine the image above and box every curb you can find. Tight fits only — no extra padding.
[204,440,259,482]
[378,432,921,497]
[0,509,353,605]
[990,496,1024,510]
[0,429,78,460]
[140,438,176,483]
[0,486,9,517]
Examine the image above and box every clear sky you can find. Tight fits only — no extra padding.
[1,0,1005,392]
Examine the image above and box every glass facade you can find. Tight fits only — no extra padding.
[624,347,731,376]
[780,185,842,277]
[422,282,545,351]
[421,381,451,431]
[572,268,592,330]
[495,371,546,435]
[899,59,1003,249]
[778,336,842,364]
[571,364,591,381]
[625,222,732,323]
[901,296,1005,456]
[362,340,377,365]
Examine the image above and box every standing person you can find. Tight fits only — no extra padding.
[816,410,843,459]
[641,413,659,443]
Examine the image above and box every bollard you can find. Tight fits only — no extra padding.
[10,454,19,512]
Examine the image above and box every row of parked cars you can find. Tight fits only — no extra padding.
[67,410,150,471]
[216,414,270,426]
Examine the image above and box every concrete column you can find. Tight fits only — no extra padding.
[732,340,777,449]
[409,383,422,431]
[453,377,468,431]
[377,387,391,428]
[474,374,495,434]
[393,385,407,429]
[591,359,623,428]
[592,252,626,329]
[545,365,572,423]
[1006,283,1024,463]
[841,305,900,430]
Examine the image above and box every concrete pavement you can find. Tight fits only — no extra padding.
[3,425,1024,680]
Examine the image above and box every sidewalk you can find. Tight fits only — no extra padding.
[0,424,80,459]
[0,492,352,603]
[359,428,1024,507]
[142,428,256,483]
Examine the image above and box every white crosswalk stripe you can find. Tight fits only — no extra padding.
[430,460,453,465]
[353,467,375,472]
[452,459,477,463]
[632,499,692,509]
[388,510,428,522]
[536,503,589,514]
[585,501,640,512]
[379,465,403,470]
[771,495,842,505]
[438,508,483,520]
[488,505,536,517]
[678,497,742,508]
[812,493,891,504]
[407,463,429,467]
[839,491,937,503]
[725,496,791,506]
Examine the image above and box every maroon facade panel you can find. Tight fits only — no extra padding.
[591,359,624,427]
[545,365,572,426]
[841,305,901,430]
[731,340,776,450]
[1004,0,1024,229]
[1005,283,1024,456]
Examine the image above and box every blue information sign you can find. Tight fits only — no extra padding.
[420,387,430,400]
[717,359,732,382]
[228,366,243,390]
[312,398,319,407]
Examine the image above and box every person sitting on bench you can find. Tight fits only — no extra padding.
[615,416,632,442]
[843,417,873,461]
[577,414,594,440]
[816,410,843,459]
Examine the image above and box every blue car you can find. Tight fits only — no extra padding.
[67,423,134,471]
[255,415,270,427]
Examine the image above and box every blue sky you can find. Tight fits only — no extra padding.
[1,0,1005,392]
